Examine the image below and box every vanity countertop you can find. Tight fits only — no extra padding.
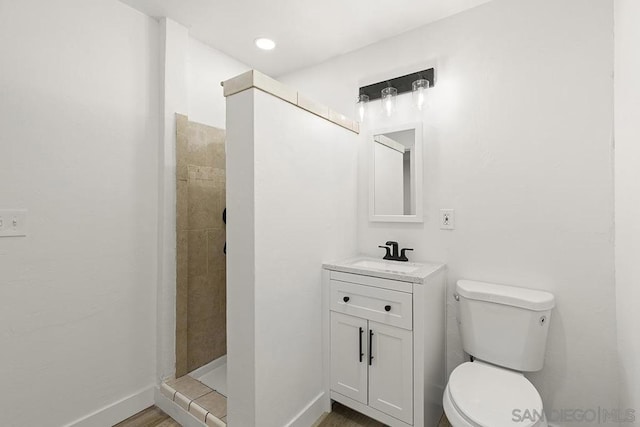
[323,255,445,284]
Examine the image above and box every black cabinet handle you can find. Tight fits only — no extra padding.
[359,327,364,362]
[385,305,391,312]
[369,330,374,365]
[343,296,350,303]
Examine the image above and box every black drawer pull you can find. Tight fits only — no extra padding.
[369,330,374,365]
[385,305,391,312]
[343,296,350,303]
[359,327,364,362]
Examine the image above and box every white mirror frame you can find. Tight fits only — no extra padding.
[369,122,423,223]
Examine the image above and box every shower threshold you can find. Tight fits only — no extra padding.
[189,355,227,397]
[160,356,227,426]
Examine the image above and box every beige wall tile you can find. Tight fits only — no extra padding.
[176,114,189,180]
[188,164,216,181]
[176,231,189,377]
[204,126,226,169]
[188,178,218,231]
[177,231,189,287]
[216,176,226,229]
[187,273,226,370]
[187,122,210,168]
[210,143,226,170]
[177,179,188,231]
[176,117,228,373]
[187,230,208,278]
[207,229,226,272]
[187,165,225,233]
[212,268,227,357]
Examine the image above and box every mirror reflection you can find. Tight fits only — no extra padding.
[373,129,416,216]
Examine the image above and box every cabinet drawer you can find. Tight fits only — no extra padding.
[330,280,412,330]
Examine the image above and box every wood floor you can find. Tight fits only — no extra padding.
[116,404,381,427]
[116,403,451,427]
[315,403,385,426]
[315,403,451,427]
[114,406,181,427]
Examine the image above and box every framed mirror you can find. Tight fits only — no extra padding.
[369,123,423,222]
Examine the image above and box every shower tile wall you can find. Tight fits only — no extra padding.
[176,114,227,377]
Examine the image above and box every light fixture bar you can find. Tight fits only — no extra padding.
[358,68,435,101]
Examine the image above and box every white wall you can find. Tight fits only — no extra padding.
[282,0,618,423]
[0,0,159,425]
[614,0,640,420]
[187,37,250,129]
[226,88,359,427]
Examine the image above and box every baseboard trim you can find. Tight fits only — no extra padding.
[154,387,208,427]
[285,391,328,427]
[63,385,155,427]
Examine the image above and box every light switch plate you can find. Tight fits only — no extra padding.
[0,209,28,237]
[440,209,455,230]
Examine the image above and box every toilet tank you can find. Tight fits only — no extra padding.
[456,280,555,372]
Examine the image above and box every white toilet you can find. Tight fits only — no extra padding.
[443,280,555,427]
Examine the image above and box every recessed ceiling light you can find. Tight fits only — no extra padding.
[255,37,276,51]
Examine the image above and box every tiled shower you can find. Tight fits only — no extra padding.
[175,113,227,376]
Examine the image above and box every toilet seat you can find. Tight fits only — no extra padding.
[444,362,546,427]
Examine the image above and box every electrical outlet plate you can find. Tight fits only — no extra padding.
[0,209,28,237]
[440,209,455,230]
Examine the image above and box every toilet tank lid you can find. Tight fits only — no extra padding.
[456,280,555,311]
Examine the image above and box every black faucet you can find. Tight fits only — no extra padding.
[378,241,414,262]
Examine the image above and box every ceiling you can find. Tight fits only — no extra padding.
[120,0,492,76]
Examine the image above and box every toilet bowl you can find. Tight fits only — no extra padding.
[443,361,547,427]
[443,280,555,427]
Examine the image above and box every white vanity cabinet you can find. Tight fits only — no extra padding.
[330,312,414,423]
[322,258,446,427]
[329,312,368,403]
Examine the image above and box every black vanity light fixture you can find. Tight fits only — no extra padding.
[356,67,435,120]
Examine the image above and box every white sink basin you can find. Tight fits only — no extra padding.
[324,256,445,284]
[348,259,422,274]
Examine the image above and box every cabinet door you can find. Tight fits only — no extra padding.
[330,312,368,404]
[368,321,413,424]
